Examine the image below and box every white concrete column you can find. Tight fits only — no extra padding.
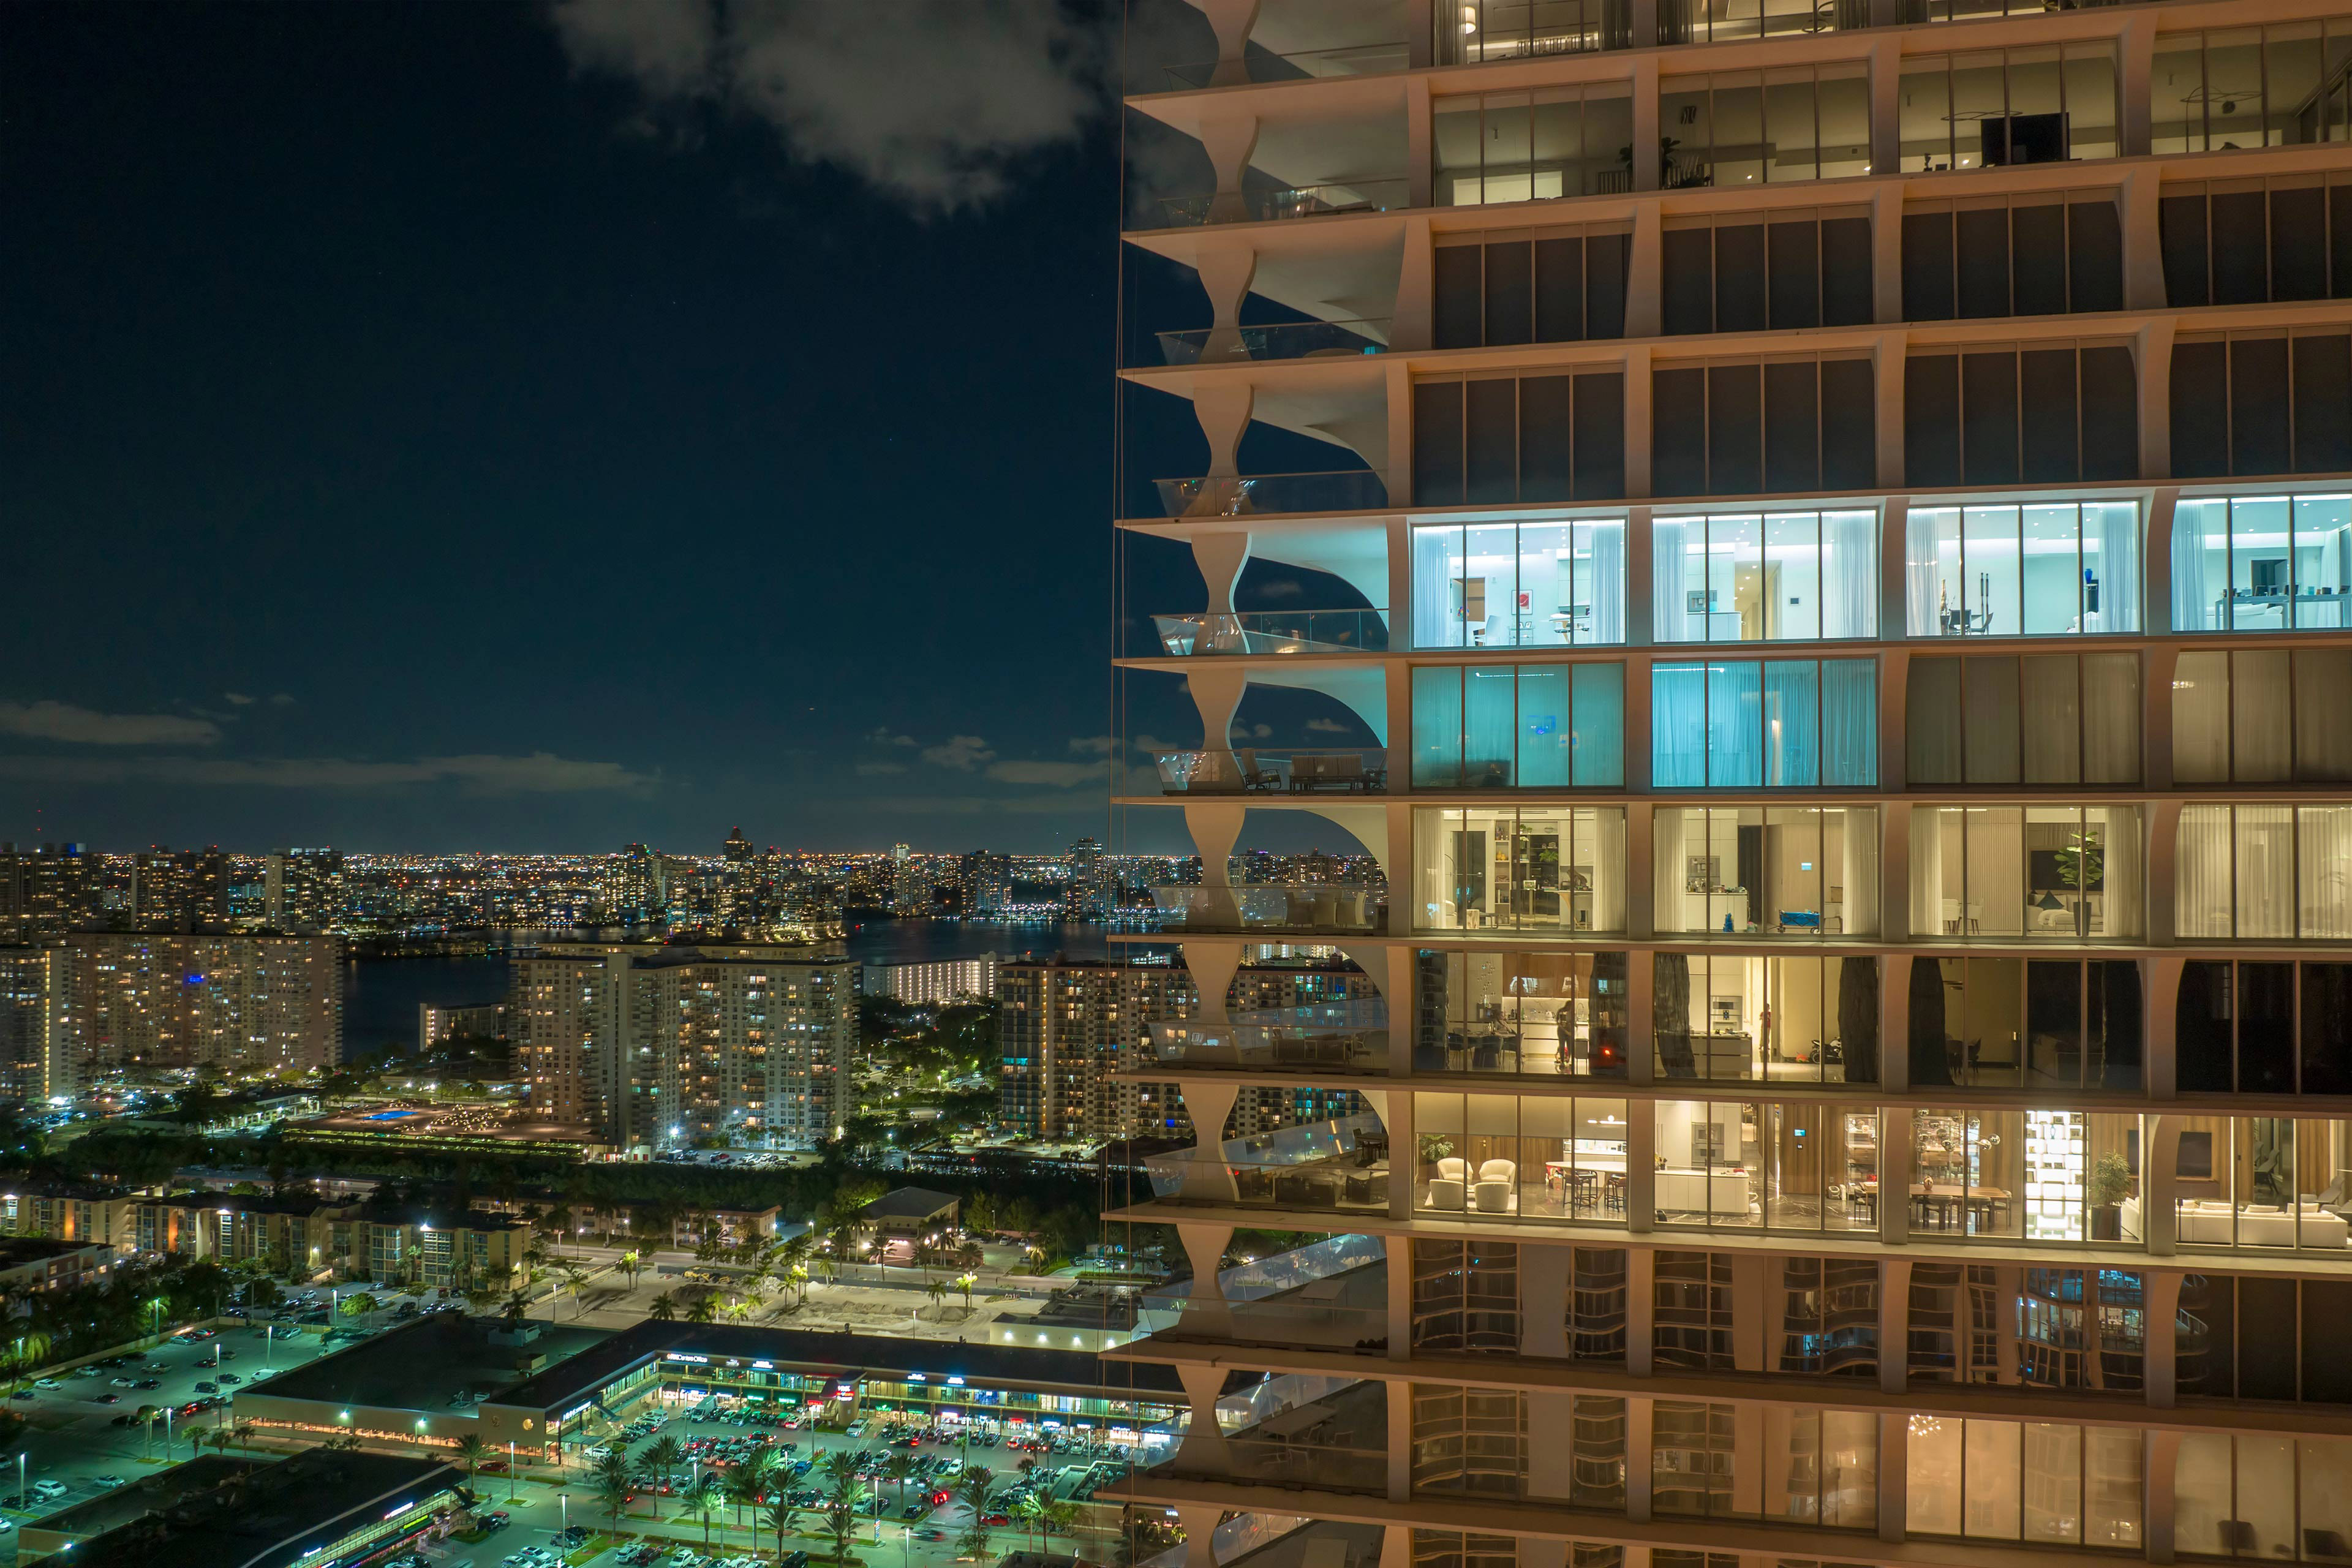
[1626,942,1654,1087]
[1874,330,1907,489]
[1626,206,1664,340]
[1870,185,1904,323]
[1869,38,1903,177]
[1624,1396,1655,1521]
[2147,1428,2182,1564]
[1879,494,1910,646]
[2119,13,2157,156]
[1199,0,1262,86]
[2122,167,2166,312]
[1877,1411,1907,1544]
[2146,955,2185,1098]
[1623,345,1653,498]
[1178,1221,1237,1336]
[1879,1258,1912,1393]
[2146,486,2179,634]
[1386,1380,1413,1501]
[2145,1114,2182,1256]
[1386,1232,1415,1360]
[1630,56,1662,192]
[1395,217,1434,352]
[1877,647,1909,791]
[2139,318,2176,481]
[1194,532,1252,617]
[1406,79,1435,212]
[1626,506,1656,646]
[1175,1362,1232,1474]
[1879,1100,1912,1246]
[1197,251,1260,364]
[1192,383,1257,510]
[2145,801,2180,952]
[1388,1084,1417,1221]
[1200,115,1262,225]
[1883,801,1912,949]
[1627,1109,1656,1233]
[1387,360,1414,508]
[1179,1078,1242,1202]
[1175,1506,1228,1568]
[1521,1243,1571,1359]
[2145,1269,2184,1409]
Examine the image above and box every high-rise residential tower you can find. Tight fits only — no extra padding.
[1112,6,2352,1568]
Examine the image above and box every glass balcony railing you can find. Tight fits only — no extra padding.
[1155,318,1393,366]
[1151,1378,1392,1496]
[1152,610,1387,656]
[1150,883,1387,935]
[1149,998,1391,1071]
[1147,471,1388,518]
[1153,748,1390,797]
[1148,1114,1394,1213]
[1156,178,1409,228]
[1139,1237,1392,1353]
[1162,41,1412,90]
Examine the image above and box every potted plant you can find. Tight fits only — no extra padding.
[1417,1133,1454,1178]
[2089,1152,2132,1240]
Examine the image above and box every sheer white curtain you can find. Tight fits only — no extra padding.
[1910,807,1948,935]
[2095,806,2144,939]
[2296,806,2352,938]
[1905,508,1943,636]
[2079,653,2141,784]
[2174,805,2233,939]
[1654,808,1693,933]
[2094,502,2141,633]
[1586,520,1627,644]
[1841,807,1880,935]
[1414,526,1464,647]
[2296,649,2352,782]
[2171,501,2219,633]
[1824,509,1878,639]
[2237,807,2296,940]
[2169,652,2231,784]
[1588,807,1627,933]
[1653,519,1689,641]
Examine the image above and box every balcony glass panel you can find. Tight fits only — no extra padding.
[1651,954,1879,1083]
[1158,1376,1390,1494]
[1414,518,1628,647]
[1148,883,1387,935]
[1162,41,1411,91]
[1909,804,2144,940]
[1156,179,1411,228]
[1434,86,1635,204]
[1153,748,1389,797]
[1414,806,1627,932]
[1152,609,1387,656]
[2176,804,2352,940]
[1155,318,1393,366]
[1148,1112,1393,1215]
[1651,658,1876,788]
[1149,998,1390,1073]
[1414,949,1630,1079]
[2171,492,2352,631]
[1412,664,1624,788]
[1414,1091,1630,1223]
[1442,0,1618,64]
[1905,501,2139,637]
[1653,510,1876,642]
[1899,45,2120,172]
[2152,22,2352,155]
[1146,471,1388,519]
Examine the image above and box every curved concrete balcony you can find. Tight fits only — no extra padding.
[1153,178,1409,229]
[1154,317,1392,366]
[1148,998,1391,1072]
[1159,41,1411,91]
[1153,748,1389,797]
[1147,470,1389,519]
[1149,883,1387,935]
[1152,610,1387,656]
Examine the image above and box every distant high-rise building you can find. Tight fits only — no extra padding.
[961,850,1013,914]
[1066,835,1109,919]
[864,953,1000,1005]
[723,827,753,866]
[513,938,854,1150]
[54,930,341,1079]
[889,844,929,915]
[0,948,59,1102]
[129,845,230,931]
[263,847,341,933]
[0,843,91,942]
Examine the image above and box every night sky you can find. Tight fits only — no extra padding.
[1,0,1197,856]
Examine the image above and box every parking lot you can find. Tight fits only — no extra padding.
[0,1316,341,1542]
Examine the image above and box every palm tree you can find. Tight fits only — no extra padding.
[954,1242,984,1274]
[594,1449,633,1537]
[785,1264,809,1309]
[725,1464,764,1529]
[648,1291,679,1322]
[641,1434,685,1518]
[883,1449,918,1512]
[686,1477,725,1549]
[686,1293,718,1325]
[723,1295,748,1324]
[822,1461,868,1568]
[953,1272,978,1314]
[952,1468,996,1562]
[232,1419,255,1450]
[925,1279,949,1319]
[454,1433,488,1483]
[764,1496,797,1562]
[135,1405,160,1458]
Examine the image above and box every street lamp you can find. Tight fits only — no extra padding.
[509,1440,518,1501]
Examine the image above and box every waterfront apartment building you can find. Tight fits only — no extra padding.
[1109,4,2352,1568]
[864,952,1002,1005]
[511,939,855,1151]
[1000,957,1381,1142]
[49,930,341,1082]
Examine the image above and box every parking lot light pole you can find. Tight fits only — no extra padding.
[510,1441,517,1502]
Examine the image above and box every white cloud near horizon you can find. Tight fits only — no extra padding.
[0,751,658,795]
[548,0,1109,216]
[0,701,222,747]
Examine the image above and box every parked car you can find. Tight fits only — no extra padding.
[95,1393,119,1404]
[92,1476,124,1489]
[32,1481,66,1500]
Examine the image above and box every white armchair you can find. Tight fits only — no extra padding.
[1474,1158,1518,1214]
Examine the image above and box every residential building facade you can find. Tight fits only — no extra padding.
[48,930,342,1079]
[1112,5,2352,1568]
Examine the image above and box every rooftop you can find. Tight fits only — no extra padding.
[0,1235,116,1262]
[858,1187,960,1222]
[489,1319,1182,1417]
[252,1314,611,1417]
[48,1449,457,1568]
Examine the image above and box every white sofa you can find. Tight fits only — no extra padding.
[2163,1197,2349,1248]
[1474,1158,1518,1213]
